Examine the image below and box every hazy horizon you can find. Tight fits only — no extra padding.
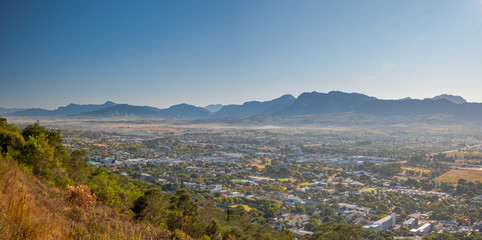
[0,91,478,111]
[1,0,482,109]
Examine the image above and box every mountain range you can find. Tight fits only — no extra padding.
[0,107,28,114]
[5,101,117,117]
[4,91,481,124]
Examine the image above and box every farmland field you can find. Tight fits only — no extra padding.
[434,168,482,184]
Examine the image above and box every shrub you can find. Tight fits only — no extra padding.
[66,184,96,210]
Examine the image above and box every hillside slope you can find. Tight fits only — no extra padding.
[0,154,165,239]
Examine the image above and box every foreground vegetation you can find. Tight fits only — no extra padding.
[0,117,301,239]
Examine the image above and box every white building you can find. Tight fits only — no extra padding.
[362,213,396,231]
[410,223,431,236]
[403,218,418,229]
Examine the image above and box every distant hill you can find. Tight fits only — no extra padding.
[74,103,212,119]
[354,98,457,116]
[204,104,223,113]
[0,107,28,114]
[213,94,295,118]
[6,108,52,117]
[73,104,161,117]
[6,101,117,117]
[160,103,212,119]
[276,91,375,115]
[354,98,482,121]
[430,94,467,104]
[55,101,117,115]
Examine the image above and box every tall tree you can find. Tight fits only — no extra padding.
[205,219,222,240]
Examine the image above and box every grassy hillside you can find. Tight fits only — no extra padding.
[0,148,167,239]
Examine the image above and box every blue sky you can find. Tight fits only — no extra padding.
[1,0,482,109]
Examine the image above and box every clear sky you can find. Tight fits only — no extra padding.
[1,0,482,109]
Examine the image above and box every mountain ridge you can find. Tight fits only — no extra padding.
[213,94,295,118]
[429,94,467,104]
[4,92,482,124]
[6,101,117,117]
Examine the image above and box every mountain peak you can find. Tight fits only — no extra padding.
[163,103,211,118]
[430,94,467,104]
[213,94,296,117]
[278,94,295,99]
[204,104,223,113]
[168,103,198,109]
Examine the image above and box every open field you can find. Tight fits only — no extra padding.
[231,204,253,211]
[434,168,482,184]
[360,187,377,193]
[402,167,431,174]
[268,130,304,135]
[248,157,271,169]
[248,164,266,169]
[394,176,426,181]
[277,178,294,182]
[297,182,312,187]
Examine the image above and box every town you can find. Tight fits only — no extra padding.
[56,120,482,239]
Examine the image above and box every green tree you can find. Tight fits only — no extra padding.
[306,206,316,215]
[167,189,199,235]
[64,150,91,184]
[423,232,456,240]
[205,219,222,240]
[258,199,280,220]
[0,124,24,155]
[305,218,321,232]
[308,222,363,240]
[22,121,62,148]
[22,135,64,179]
[293,202,305,214]
[132,188,170,226]
[170,188,198,218]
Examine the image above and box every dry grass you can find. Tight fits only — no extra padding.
[0,156,67,239]
[0,155,169,240]
[434,168,482,184]
[402,167,431,174]
[248,164,266,169]
[66,185,96,211]
[394,176,425,181]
